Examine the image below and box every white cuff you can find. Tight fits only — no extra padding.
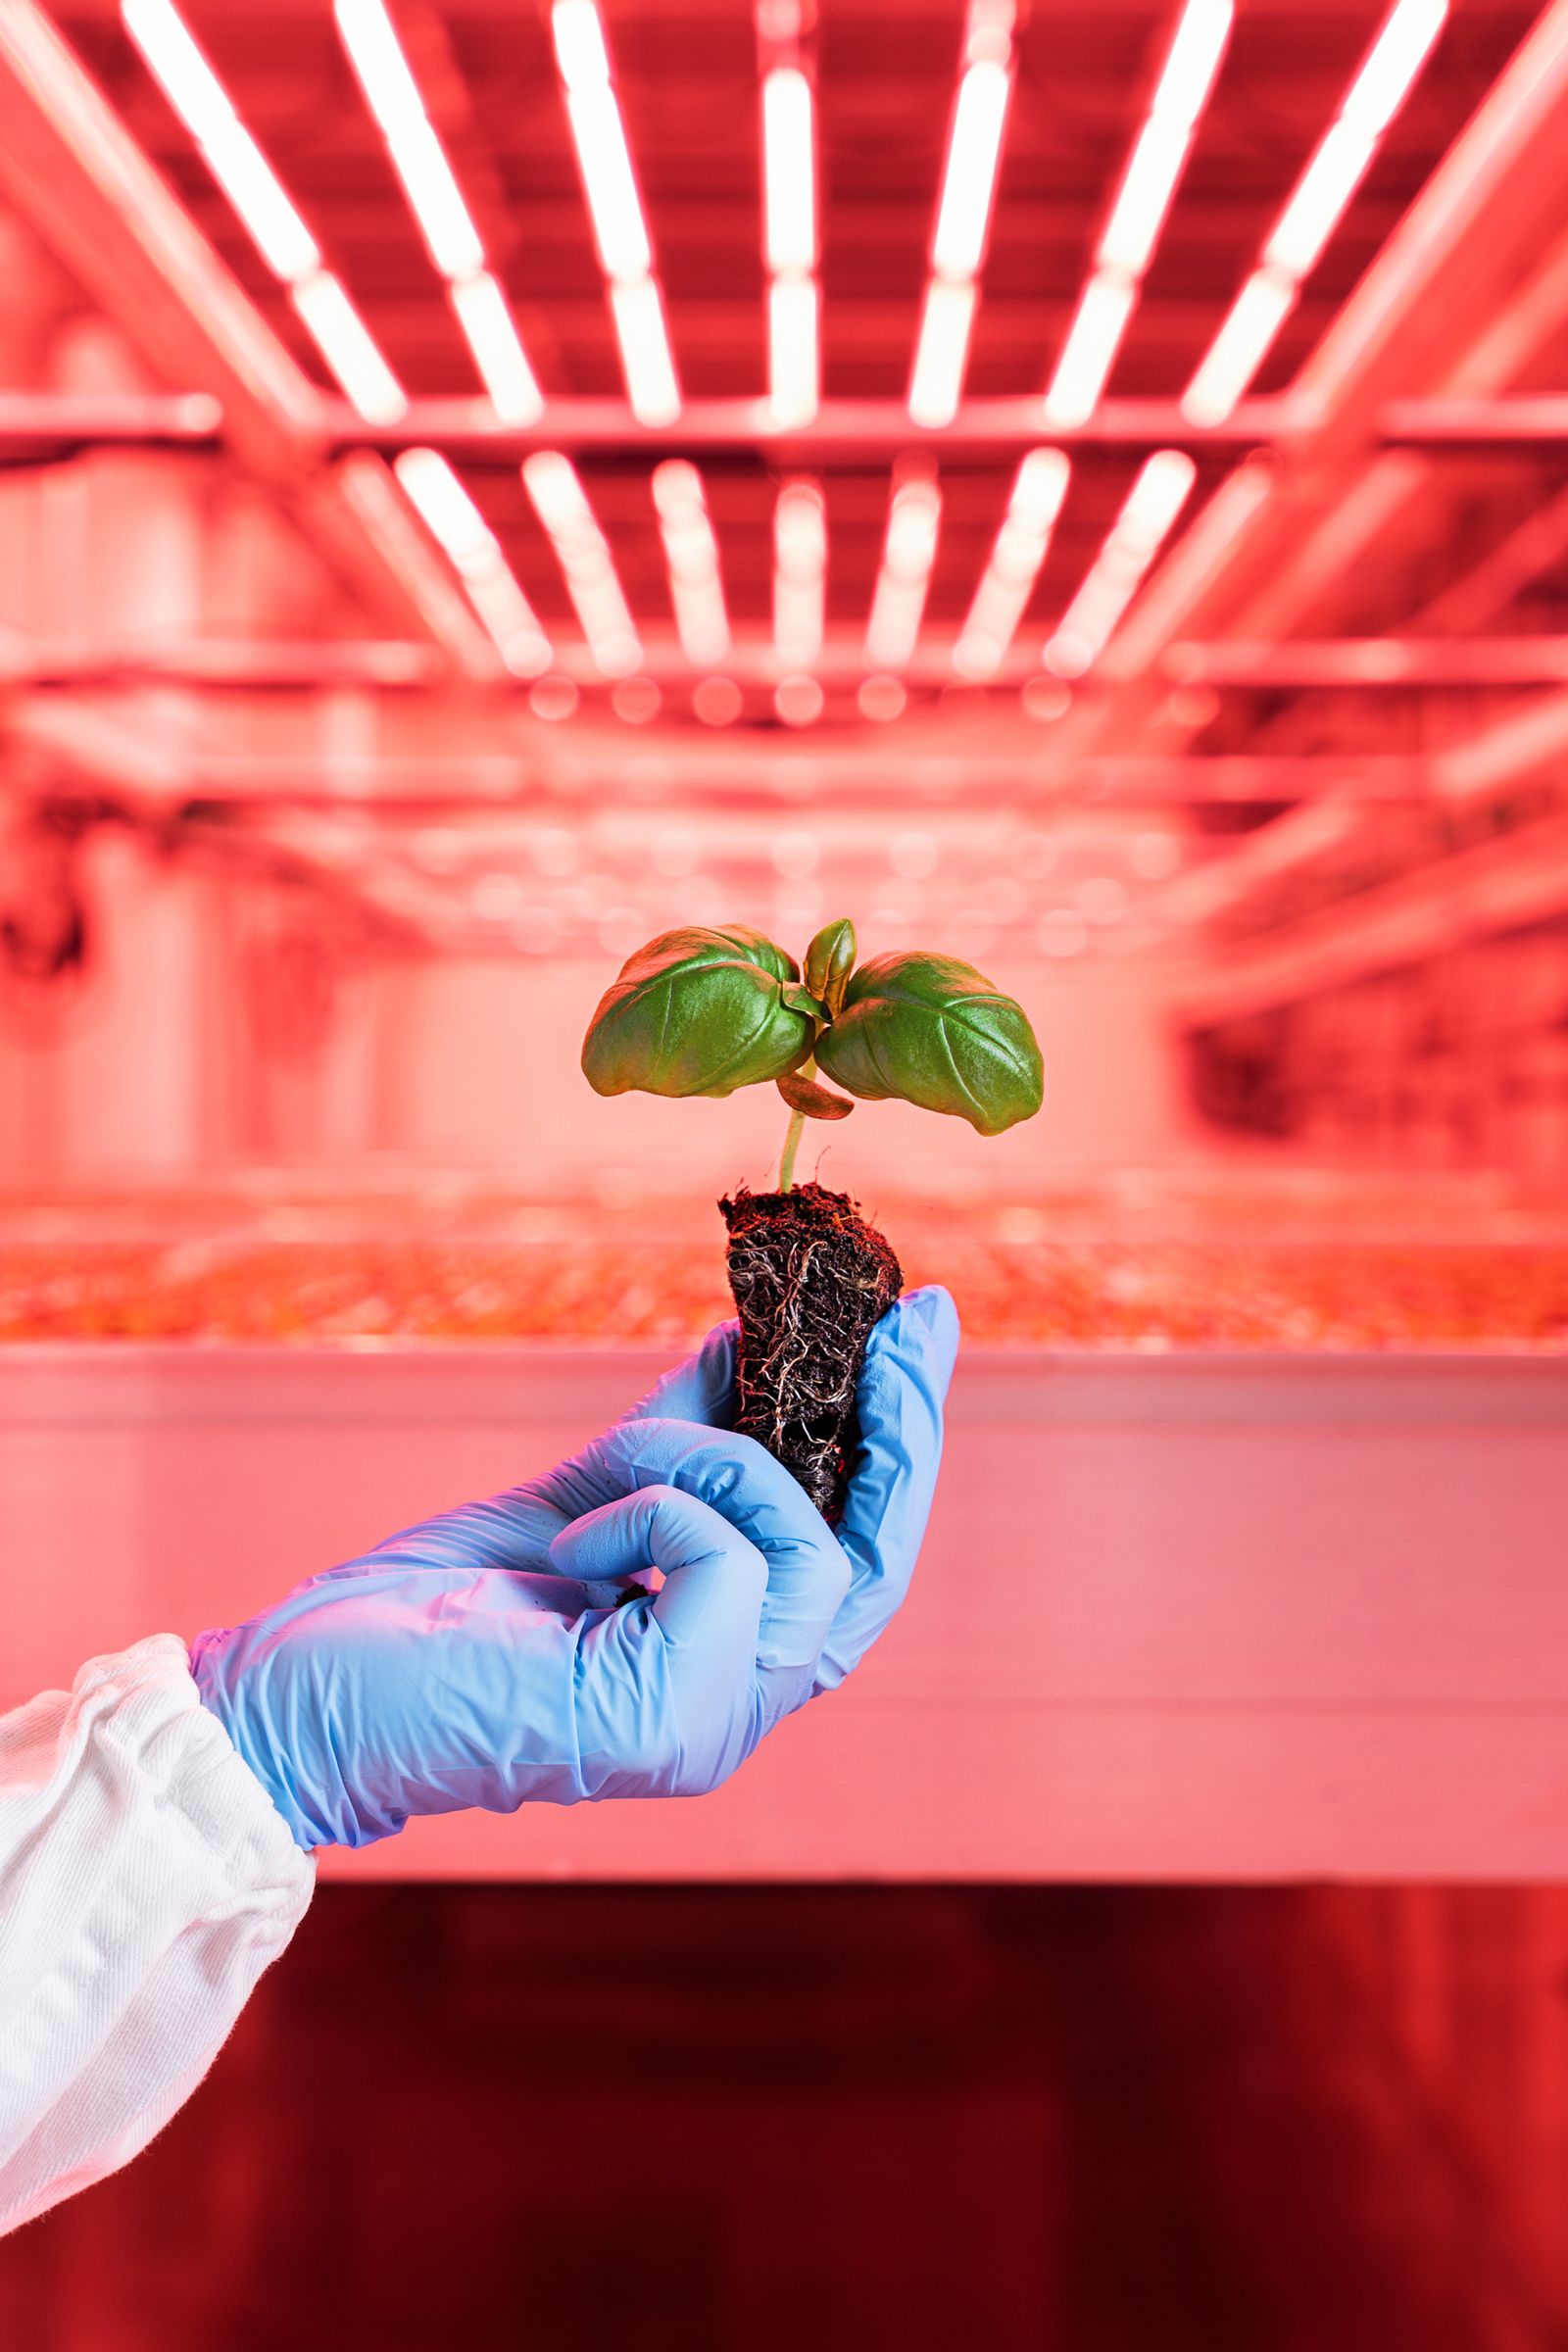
[0,1634,315,2236]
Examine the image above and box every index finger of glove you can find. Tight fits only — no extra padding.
[487,1323,740,1560]
[552,1417,851,1725]
[618,1320,738,1430]
[368,1325,743,1584]
[814,1285,958,1694]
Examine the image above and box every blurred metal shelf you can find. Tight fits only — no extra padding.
[5,1344,1568,1883]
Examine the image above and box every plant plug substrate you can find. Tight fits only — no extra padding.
[720,1183,903,1520]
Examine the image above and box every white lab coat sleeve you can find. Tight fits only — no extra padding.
[0,1633,315,2237]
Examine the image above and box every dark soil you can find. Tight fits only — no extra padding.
[719,1182,903,1523]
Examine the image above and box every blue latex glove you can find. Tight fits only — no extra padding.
[191,1286,958,1849]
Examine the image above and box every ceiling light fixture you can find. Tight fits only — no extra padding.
[447,273,546,426]
[124,0,411,421]
[523,450,643,676]
[1184,0,1448,422]
[551,0,681,424]
[953,448,1070,679]
[773,479,827,671]
[393,451,552,676]
[760,63,820,426]
[123,0,569,668]
[1039,0,1446,682]
[907,0,1016,427]
[1043,451,1197,677]
[122,0,319,282]
[651,460,732,669]
[334,0,482,277]
[865,468,943,673]
[286,270,408,423]
[334,0,545,423]
[949,0,1228,680]
[1045,0,1233,430]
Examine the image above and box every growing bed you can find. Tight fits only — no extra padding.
[4,1192,1568,1882]
[7,1208,1568,1348]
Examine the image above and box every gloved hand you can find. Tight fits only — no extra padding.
[191,1285,957,1850]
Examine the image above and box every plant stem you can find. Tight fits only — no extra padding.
[777,1105,807,1193]
[776,1054,815,1192]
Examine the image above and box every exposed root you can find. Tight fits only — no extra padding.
[719,1182,902,1522]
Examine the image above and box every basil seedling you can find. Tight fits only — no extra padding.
[583,917,1043,1519]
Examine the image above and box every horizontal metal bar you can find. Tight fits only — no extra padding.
[0,390,1290,468]
[324,395,1290,466]
[1381,398,1568,454]
[17,746,1429,813]
[362,388,1568,466]
[8,390,1568,469]
[1174,810,1568,1028]
[0,392,224,468]
[6,630,972,691]
[0,635,442,689]
[224,760,1420,808]
[18,626,1561,710]
[1167,638,1568,689]
[1,628,1045,691]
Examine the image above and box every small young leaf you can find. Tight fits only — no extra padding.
[582,925,813,1100]
[776,1067,856,1120]
[781,982,827,1023]
[814,952,1044,1136]
[804,917,857,1017]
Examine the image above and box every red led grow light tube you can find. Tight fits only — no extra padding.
[119,0,552,678]
[955,0,1232,683]
[1043,0,1450,683]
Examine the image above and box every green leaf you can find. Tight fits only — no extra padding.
[804,917,857,1016]
[815,952,1044,1136]
[707,924,798,986]
[582,925,814,1100]
[781,982,826,1023]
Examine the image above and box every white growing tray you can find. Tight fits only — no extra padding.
[3,1344,1566,1882]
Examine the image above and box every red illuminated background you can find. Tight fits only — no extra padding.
[2,0,1568,1222]
[7,2,1568,2346]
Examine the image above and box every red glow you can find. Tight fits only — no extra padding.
[6,24,1568,2327]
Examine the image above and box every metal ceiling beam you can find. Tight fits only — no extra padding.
[0,394,1279,467]
[1409,482,1568,637]
[1166,640,1568,690]
[0,391,1281,471]
[15,387,1568,472]
[1382,399,1568,456]
[0,0,493,675]
[169,755,1428,808]
[1149,684,1568,938]
[0,632,444,690]
[24,627,1568,701]
[297,394,1568,466]
[0,390,223,467]
[329,396,1284,466]
[1172,811,1568,1030]
[22,624,1568,707]
[4,627,1055,692]
[1431,686,1568,805]
[12,718,1430,811]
